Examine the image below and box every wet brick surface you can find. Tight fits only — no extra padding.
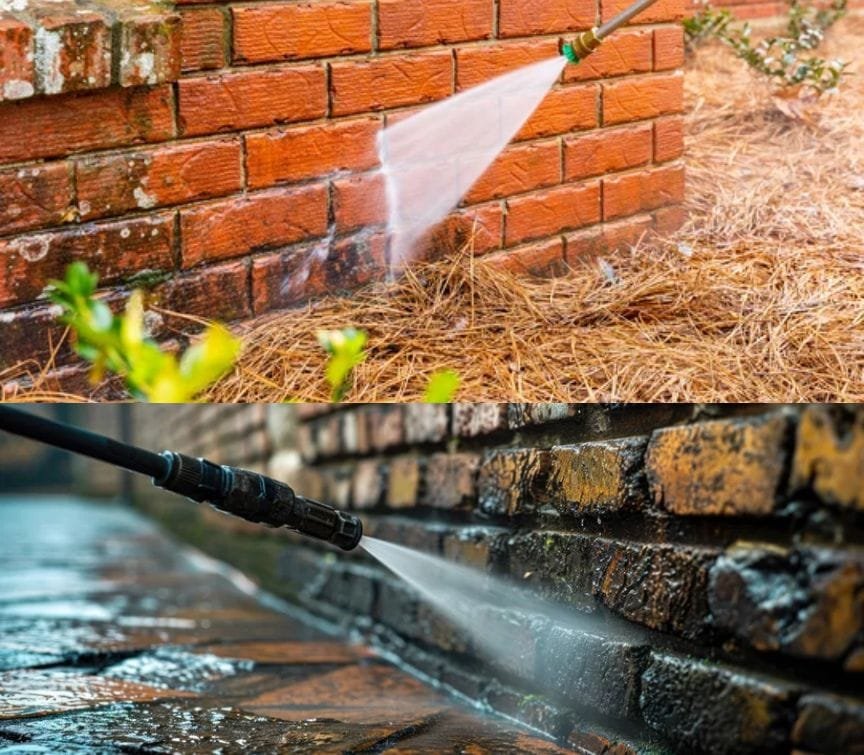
[0,498,567,753]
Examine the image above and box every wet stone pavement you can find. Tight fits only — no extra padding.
[0,498,568,753]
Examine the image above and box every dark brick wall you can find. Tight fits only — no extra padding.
[125,403,864,754]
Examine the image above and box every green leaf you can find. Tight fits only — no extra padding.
[318,328,367,402]
[175,324,242,400]
[423,369,460,403]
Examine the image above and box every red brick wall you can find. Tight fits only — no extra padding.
[0,0,686,379]
[127,403,864,753]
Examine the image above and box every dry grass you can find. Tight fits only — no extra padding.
[8,17,864,402]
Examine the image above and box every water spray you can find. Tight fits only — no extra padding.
[563,0,663,63]
[0,406,362,551]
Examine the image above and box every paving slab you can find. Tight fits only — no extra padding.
[0,497,567,753]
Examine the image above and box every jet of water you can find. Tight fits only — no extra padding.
[378,56,567,272]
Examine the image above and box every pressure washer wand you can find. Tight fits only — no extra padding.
[563,0,662,62]
[0,406,363,551]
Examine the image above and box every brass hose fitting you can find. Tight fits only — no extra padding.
[563,28,602,64]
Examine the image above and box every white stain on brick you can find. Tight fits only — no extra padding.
[133,186,157,209]
[135,51,157,85]
[11,236,51,262]
[34,27,64,95]
[3,80,35,100]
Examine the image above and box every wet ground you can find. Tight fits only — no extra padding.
[0,497,568,753]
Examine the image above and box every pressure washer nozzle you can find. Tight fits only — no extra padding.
[155,451,363,551]
[563,28,603,64]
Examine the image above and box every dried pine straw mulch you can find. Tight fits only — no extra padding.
[9,17,864,402]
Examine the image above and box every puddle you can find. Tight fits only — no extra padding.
[102,648,253,692]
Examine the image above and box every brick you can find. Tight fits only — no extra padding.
[790,405,864,511]
[601,0,684,24]
[653,115,684,163]
[441,527,503,569]
[482,237,566,275]
[0,85,174,164]
[404,404,449,443]
[333,172,387,233]
[792,693,864,754]
[562,30,653,83]
[0,214,174,308]
[652,203,686,233]
[232,1,372,64]
[387,456,421,507]
[478,448,550,515]
[330,51,452,117]
[116,10,182,87]
[351,460,385,509]
[546,437,648,515]
[246,118,380,189]
[251,232,387,312]
[563,124,652,182]
[645,414,790,516]
[31,10,111,95]
[453,403,508,437]
[505,182,600,245]
[465,140,560,204]
[640,653,796,754]
[423,453,479,509]
[602,164,684,220]
[0,17,34,101]
[378,0,492,50]
[507,404,577,428]
[180,8,226,72]
[708,542,864,661]
[602,72,683,125]
[0,300,68,369]
[428,203,502,257]
[654,25,684,70]
[76,139,242,221]
[0,162,73,235]
[499,0,594,37]
[181,185,328,268]
[179,66,326,136]
[455,39,560,90]
[516,84,598,140]
[151,259,252,324]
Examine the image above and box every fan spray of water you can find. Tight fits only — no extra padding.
[378,56,567,272]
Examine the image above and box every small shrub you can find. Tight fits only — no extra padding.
[317,328,368,402]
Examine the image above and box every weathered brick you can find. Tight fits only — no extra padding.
[505,182,600,246]
[478,448,550,515]
[790,405,864,511]
[0,214,174,308]
[708,542,864,661]
[455,39,559,90]
[640,653,796,754]
[602,164,684,220]
[379,0,492,49]
[0,162,73,235]
[653,25,684,70]
[362,516,445,552]
[563,124,653,181]
[453,403,508,438]
[116,10,182,87]
[516,84,598,141]
[404,404,449,444]
[428,202,503,257]
[179,66,327,136]
[351,459,385,509]
[482,237,566,276]
[441,526,503,568]
[646,414,790,516]
[232,1,372,63]
[372,406,406,450]
[562,29,653,83]
[499,0,594,37]
[31,10,111,95]
[0,86,174,164]
[0,299,70,369]
[387,456,422,508]
[330,51,452,117]
[507,404,576,428]
[76,139,242,220]
[792,692,864,755]
[246,117,380,189]
[652,203,686,234]
[181,185,329,268]
[0,17,34,101]
[465,140,560,205]
[546,437,648,515]
[180,8,226,72]
[602,72,683,125]
[332,172,387,233]
[423,453,480,509]
[653,115,684,163]
[151,259,251,324]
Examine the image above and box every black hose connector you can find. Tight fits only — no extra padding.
[154,451,362,551]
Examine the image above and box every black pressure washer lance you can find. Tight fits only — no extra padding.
[562,0,664,63]
[0,406,363,552]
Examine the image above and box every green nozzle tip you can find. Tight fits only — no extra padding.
[562,43,580,64]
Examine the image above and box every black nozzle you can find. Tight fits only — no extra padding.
[155,451,363,551]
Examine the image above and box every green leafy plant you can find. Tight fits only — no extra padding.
[683,7,733,50]
[317,328,368,402]
[423,369,460,402]
[46,262,240,402]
